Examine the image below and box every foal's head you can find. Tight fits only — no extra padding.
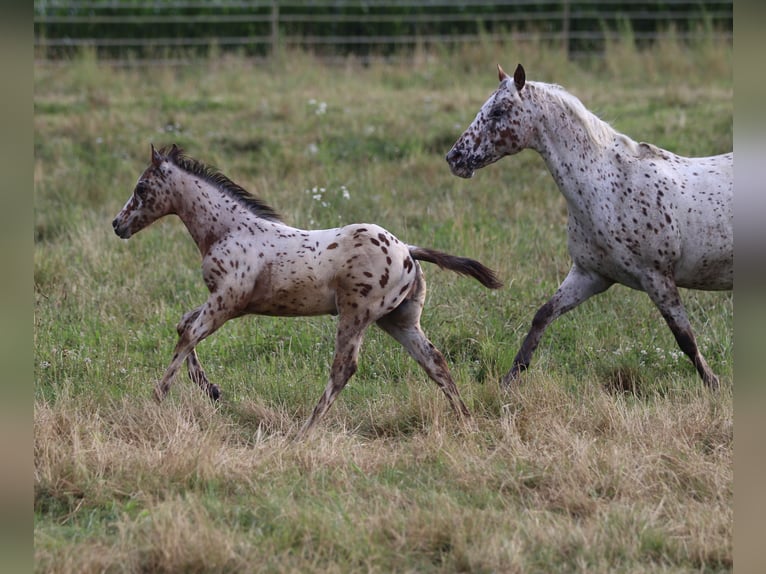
[446,64,537,178]
[112,144,178,239]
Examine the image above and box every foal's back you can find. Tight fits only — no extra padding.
[231,221,415,318]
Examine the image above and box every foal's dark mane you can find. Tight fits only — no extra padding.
[161,145,282,222]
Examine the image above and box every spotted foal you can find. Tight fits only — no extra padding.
[113,145,502,435]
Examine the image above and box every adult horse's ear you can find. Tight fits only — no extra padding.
[151,144,162,168]
[497,64,509,82]
[514,64,526,91]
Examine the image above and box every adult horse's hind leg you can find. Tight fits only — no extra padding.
[297,313,371,437]
[641,273,720,389]
[177,306,221,400]
[503,265,612,387]
[375,274,471,419]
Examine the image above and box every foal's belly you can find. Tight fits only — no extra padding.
[245,293,337,317]
[241,266,339,317]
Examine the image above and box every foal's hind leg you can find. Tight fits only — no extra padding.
[298,313,371,437]
[376,275,471,419]
[504,264,612,387]
[177,307,221,400]
[641,273,719,389]
[377,313,471,420]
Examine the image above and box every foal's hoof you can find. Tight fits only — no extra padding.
[207,384,221,401]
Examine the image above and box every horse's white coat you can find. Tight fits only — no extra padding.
[113,145,501,434]
[446,64,732,388]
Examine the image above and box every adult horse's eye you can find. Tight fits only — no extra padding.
[489,107,504,119]
[135,182,148,200]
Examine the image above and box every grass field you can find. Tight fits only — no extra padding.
[34,36,733,573]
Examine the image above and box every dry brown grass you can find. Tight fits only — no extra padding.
[35,376,732,572]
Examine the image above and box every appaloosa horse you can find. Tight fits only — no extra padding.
[113,145,501,435]
[446,64,732,388]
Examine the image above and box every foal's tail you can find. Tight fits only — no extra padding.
[409,246,503,289]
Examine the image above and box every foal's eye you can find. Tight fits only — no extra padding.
[489,107,505,119]
[135,182,149,200]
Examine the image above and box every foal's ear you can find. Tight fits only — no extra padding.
[497,64,509,82]
[513,64,526,91]
[151,144,162,167]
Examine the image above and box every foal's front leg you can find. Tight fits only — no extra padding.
[154,296,234,402]
[176,306,221,400]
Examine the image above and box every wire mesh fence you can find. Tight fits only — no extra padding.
[34,0,733,63]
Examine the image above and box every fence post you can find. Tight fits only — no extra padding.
[562,0,570,59]
[270,0,280,57]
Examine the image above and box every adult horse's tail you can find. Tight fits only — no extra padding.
[409,246,503,289]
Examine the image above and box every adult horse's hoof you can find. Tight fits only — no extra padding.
[500,364,525,388]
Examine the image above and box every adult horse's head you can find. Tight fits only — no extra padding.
[446,64,535,178]
[112,144,176,239]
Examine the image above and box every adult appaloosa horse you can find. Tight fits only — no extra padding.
[446,64,732,389]
[113,145,502,435]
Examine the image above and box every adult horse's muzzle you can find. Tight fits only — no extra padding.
[445,147,475,179]
[112,217,132,239]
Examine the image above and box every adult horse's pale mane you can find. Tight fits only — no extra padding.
[535,82,640,154]
[161,145,283,222]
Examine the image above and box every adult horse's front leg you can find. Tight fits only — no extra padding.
[503,265,612,387]
[641,273,720,389]
[154,298,233,402]
[176,306,221,400]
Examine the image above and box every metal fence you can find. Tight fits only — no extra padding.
[34,0,733,63]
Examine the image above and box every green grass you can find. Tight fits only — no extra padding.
[35,38,732,573]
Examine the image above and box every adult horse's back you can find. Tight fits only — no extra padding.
[446,64,732,388]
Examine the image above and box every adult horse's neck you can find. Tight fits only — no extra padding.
[530,83,633,204]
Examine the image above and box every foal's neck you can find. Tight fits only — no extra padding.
[172,171,261,256]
